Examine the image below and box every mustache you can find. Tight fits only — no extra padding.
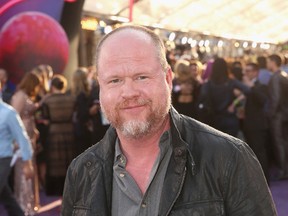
[117,98,151,109]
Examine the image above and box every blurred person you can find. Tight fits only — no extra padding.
[198,58,250,136]
[267,54,288,180]
[282,54,288,73]
[41,75,76,195]
[172,77,198,118]
[11,72,42,215]
[0,68,16,104]
[62,25,276,215]
[0,81,34,216]
[242,63,270,183]
[230,61,243,81]
[71,68,92,155]
[189,60,203,110]
[257,56,272,85]
[174,59,192,81]
[189,60,203,83]
[88,68,110,144]
[31,64,53,191]
[32,65,52,99]
[201,58,214,81]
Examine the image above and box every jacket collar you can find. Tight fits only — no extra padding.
[87,106,196,214]
[91,107,195,165]
[169,106,196,173]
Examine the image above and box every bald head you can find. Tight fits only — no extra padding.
[95,25,169,74]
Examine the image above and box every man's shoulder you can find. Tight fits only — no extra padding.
[0,101,17,115]
[0,102,19,123]
[180,115,246,154]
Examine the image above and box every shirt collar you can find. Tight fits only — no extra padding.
[114,129,171,164]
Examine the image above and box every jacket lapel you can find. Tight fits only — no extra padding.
[158,108,195,216]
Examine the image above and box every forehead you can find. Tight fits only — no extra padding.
[97,29,160,74]
[99,30,156,59]
[102,29,153,48]
[245,65,255,71]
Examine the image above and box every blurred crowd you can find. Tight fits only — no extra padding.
[169,53,288,185]
[0,51,288,215]
[0,65,109,215]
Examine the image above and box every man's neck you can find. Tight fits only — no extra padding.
[117,116,170,162]
[272,67,281,73]
[116,115,171,194]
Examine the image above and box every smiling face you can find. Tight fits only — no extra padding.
[97,29,172,139]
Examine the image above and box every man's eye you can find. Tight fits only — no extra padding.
[137,76,147,80]
[109,79,120,84]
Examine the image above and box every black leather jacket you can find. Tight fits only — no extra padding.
[268,70,288,118]
[61,108,276,216]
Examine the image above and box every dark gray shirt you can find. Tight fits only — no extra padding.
[112,130,172,216]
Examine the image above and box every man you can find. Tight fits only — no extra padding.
[62,25,276,215]
[257,56,272,85]
[243,63,270,183]
[0,68,16,104]
[0,81,34,215]
[267,54,288,179]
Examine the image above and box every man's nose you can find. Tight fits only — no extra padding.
[120,79,140,99]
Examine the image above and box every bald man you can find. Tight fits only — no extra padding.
[61,25,276,216]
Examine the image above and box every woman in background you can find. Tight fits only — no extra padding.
[71,68,92,155]
[42,75,75,195]
[32,64,54,190]
[172,59,199,118]
[198,58,250,137]
[11,71,42,215]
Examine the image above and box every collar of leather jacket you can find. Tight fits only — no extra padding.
[79,107,196,213]
[82,106,196,172]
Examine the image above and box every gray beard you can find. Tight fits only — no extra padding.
[119,120,151,139]
[101,91,171,139]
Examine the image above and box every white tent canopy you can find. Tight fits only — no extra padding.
[83,0,288,44]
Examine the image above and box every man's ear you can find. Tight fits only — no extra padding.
[165,67,173,91]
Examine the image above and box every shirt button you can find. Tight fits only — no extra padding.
[120,157,125,164]
[86,161,91,167]
[141,203,147,208]
[119,173,125,178]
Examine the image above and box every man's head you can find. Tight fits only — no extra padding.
[0,68,8,87]
[267,54,282,72]
[174,59,191,81]
[95,25,173,139]
[257,56,267,69]
[50,74,67,93]
[245,63,259,81]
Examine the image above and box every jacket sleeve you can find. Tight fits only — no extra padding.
[232,79,250,95]
[61,160,77,216]
[224,142,277,216]
[249,84,268,107]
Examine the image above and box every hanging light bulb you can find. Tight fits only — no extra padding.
[181,37,188,44]
[168,32,176,41]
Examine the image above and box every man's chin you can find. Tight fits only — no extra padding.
[118,120,150,139]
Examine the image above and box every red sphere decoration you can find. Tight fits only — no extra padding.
[0,11,69,83]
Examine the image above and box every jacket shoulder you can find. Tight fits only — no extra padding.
[180,115,248,155]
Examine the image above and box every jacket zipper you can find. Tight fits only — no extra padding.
[165,166,187,216]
